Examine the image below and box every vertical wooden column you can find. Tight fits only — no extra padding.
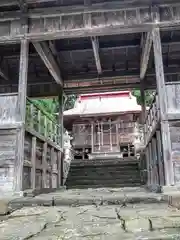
[42,142,47,188]
[149,142,153,185]
[109,120,112,151]
[156,130,165,185]
[152,137,158,184]
[116,123,119,149]
[140,80,146,124]
[91,122,94,153]
[146,146,150,185]
[152,28,174,186]
[58,89,64,149]
[58,89,64,186]
[31,137,36,189]
[14,39,29,192]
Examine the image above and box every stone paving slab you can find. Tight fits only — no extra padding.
[9,187,165,209]
[1,203,180,239]
[1,187,180,239]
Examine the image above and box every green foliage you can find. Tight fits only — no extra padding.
[28,94,77,123]
[132,89,155,106]
[64,95,77,110]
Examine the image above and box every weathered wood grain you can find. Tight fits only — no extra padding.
[152,27,174,186]
[0,5,179,43]
[14,39,29,192]
[30,137,36,189]
[156,130,165,186]
[42,142,47,188]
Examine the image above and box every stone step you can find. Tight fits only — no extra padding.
[69,165,139,172]
[70,160,139,167]
[69,168,140,175]
[67,158,141,189]
[66,178,141,186]
[67,174,140,181]
[67,182,142,189]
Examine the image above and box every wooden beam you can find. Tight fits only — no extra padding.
[0,68,9,81]
[33,41,63,86]
[140,31,152,80]
[0,0,178,7]
[0,5,180,43]
[91,36,102,75]
[152,27,174,186]
[14,39,29,192]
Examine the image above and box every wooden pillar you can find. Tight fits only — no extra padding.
[152,28,174,186]
[42,142,47,188]
[109,120,112,151]
[146,146,150,186]
[91,122,94,153]
[140,80,146,124]
[31,137,36,189]
[101,121,103,147]
[58,88,65,186]
[152,137,158,185]
[14,40,29,192]
[156,130,165,185]
[149,142,153,185]
[116,123,119,148]
[58,89,64,149]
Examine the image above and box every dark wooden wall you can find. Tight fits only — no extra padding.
[0,94,19,194]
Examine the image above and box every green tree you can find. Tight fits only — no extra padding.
[132,89,155,106]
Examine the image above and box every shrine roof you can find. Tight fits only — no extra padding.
[64,91,141,117]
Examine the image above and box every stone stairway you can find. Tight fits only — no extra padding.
[66,157,142,189]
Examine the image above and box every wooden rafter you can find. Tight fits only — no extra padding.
[91,36,102,75]
[140,31,152,80]
[0,69,9,81]
[33,41,63,86]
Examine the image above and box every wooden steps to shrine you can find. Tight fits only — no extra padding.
[66,158,142,189]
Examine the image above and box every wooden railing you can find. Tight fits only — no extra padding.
[26,98,62,145]
[144,93,160,145]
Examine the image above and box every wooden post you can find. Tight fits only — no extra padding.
[14,39,29,192]
[58,89,64,186]
[91,122,94,153]
[58,89,64,149]
[57,151,61,186]
[109,120,112,151]
[152,137,158,185]
[44,116,47,138]
[51,147,56,188]
[42,142,47,188]
[101,121,103,148]
[37,110,41,134]
[146,146,150,186]
[152,28,174,186]
[149,142,153,185]
[156,130,165,185]
[50,147,54,189]
[30,103,34,129]
[116,123,119,148]
[140,80,146,124]
[31,137,36,189]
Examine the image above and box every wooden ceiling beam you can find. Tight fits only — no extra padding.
[140,31,153,80]
[0,5,180,43]
[91,36,102,75]
[0,69,9,81]
[33,41,63,86]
